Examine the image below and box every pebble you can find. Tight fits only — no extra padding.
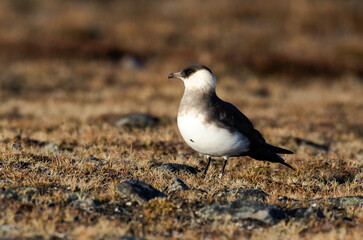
[197,200,285,225]
[153,162,199,175]
[115,179,167,204]
[115,113,158,129]
[167,178,190,194]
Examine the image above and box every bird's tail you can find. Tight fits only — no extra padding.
[266,143,294,154]
[247,145,295,170]
[275,155,296,170]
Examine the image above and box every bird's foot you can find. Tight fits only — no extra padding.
[219,157,228,179]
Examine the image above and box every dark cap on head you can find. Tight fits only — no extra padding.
[181,64,213,78]
[168,64,213,79]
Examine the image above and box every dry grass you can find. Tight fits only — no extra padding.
[0,0,362,239]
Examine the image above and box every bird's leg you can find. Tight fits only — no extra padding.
[202,155,211,177]
[219,157,228,178]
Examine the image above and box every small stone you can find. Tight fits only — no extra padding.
[308,196,363,208]
[0,188,38,203]
[12,143,23,150]
[67,192,88,202]
[6,186,39,202]
[0,224,21,234]
[286,206,325,220]
[197,200,285,225]
[115,113,158,129]
[0,190,19,200]
[118,235,148,240]
[44,142,59,152]
[50,232,68,240]
[156,163,199,175]
[22,187,39,196]
[213,188,268,202]
[327,196,363,208]
[115,179,167,204]
[71,198,97,212]
[167,178,190,194]
[67,192,99,212]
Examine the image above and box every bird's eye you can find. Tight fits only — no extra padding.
[185,69,193,75]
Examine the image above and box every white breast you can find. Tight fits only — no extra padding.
[177,113,250,157]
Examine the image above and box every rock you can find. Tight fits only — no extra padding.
[104,235,148,240]
[68,192,101,212]
[286,206,325,220]
[12,143,23,150]
[66,192,89,202]
[71,198,98,212]
[213,188,269,201]
[156,163,199,175]
[50,232,69,240]
[119,235,148,240]
[0,225,20,231]
[309,196,363,208]
[43,142,59,152]
[0,186,39,202]
[197,200,285,225]
[167,178,190,194]
[115,113,158,129]
[114,206,132,215]
[9,186,39,196]
[22,187,39,196]
[0,225,21,237]
[0,190,19,201]
[328,196,363,208]
[278,196,289,203]
[115,179,167,204]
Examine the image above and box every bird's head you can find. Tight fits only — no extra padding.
[168,64,216,92]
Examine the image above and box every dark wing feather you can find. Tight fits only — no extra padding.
[208,95,295,170]
[266,144,294,154]
[208,96,266,145]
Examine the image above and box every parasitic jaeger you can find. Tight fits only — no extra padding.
[168,64,295,178]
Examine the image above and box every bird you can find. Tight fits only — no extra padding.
[168,64,295,178]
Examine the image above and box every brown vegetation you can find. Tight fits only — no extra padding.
[0,0,362,239]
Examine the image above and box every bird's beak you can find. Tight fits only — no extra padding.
[168,72,182,79]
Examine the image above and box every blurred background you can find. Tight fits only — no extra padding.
[1,0,363,74]
[0,0,362,141]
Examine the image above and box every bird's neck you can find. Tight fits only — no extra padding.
[179,89,217,116]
